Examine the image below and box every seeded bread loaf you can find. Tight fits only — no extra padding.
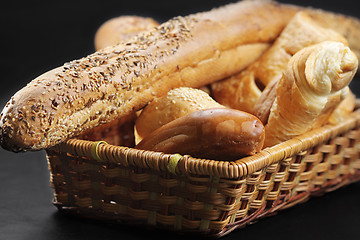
[1,0,360,152]
[0,0,291,152]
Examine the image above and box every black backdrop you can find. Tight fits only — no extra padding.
[0,1,359,240]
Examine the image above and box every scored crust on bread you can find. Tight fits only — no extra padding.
[1,0,360,152]
[263,41,358,148]
[211,11,348,114]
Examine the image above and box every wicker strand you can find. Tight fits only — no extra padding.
[47,104,360,237]
[90,141,108,162]
[51,110,360,179]
[236,110,360,177]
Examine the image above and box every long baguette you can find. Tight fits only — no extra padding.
[1,0,360,152]
[0,0,293,152]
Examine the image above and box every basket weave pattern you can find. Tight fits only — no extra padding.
[46,107,360,237]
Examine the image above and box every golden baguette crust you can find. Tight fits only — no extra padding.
[0,0,293,152]
[304,8,360,62]
[211,11,348,113]
[2,1,360,152]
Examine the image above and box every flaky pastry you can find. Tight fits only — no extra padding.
[264,41,358,147]
[211,12,348,114]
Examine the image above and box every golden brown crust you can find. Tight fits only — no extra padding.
[135,108,265,161]
[210,70,263,114]
[264,41,358,148]
[2,1,360,152]
[94,16,160,51]
[0,0,296,152]
[211,11,348,114]
[328,88,356,125]
[303,8,360,63]
[253,78,279,124]
[134,87,224,143]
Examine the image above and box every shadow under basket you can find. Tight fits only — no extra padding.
[46,101,360,238]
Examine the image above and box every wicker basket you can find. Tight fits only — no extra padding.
[46,101,360,238]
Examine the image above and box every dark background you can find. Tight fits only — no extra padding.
[0,1,359,239]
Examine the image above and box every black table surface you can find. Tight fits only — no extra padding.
[1,1,359,239]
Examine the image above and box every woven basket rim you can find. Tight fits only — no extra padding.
[50,102,360,179]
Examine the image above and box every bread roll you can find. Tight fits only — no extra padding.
[263,41,358,148]
[135,108,265,161]
[135,87,224,143]
[211,11,348,113]
[2,1,360,152]
[94,16,159,51]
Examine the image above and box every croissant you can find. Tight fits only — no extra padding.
[263,41,358,148]
[211,11,348,114]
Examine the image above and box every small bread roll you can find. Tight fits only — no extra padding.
[264,41,358,147]
[94,16,159,50]
[135,87,224,144]
[135,108,265,161]
[211,11,348,114]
